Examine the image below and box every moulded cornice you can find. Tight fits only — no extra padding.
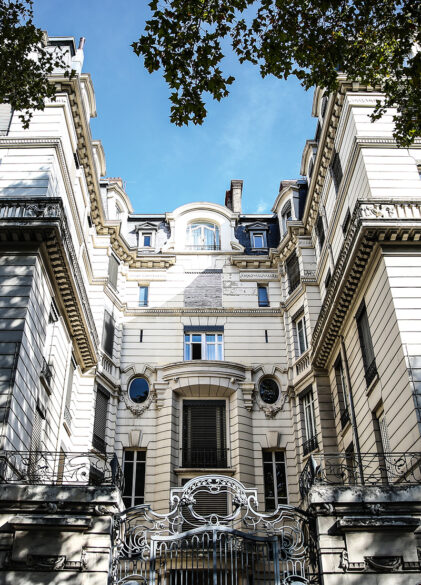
[312,199,421,368]
[124,307,283,317]
[230,255,273,270]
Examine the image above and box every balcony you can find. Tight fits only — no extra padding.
[186,244,221,251]
[0,451,123,489]
[182,449,228,469]
[299,452,421,499]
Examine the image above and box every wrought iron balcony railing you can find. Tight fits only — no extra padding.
[182,448,228,468]
[186,244,221,251]
[0,451,123,489]
[299,452,421,499]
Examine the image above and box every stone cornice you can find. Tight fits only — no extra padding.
[0,198,99,370]
[124,307,283,317]
[230,255,274,269]
[312,200,421,368]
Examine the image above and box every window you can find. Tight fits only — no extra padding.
[108,254,119,290]
[257,284,269,307]
[281,202,293,235]
[356,301,377,385]
[302,390,317,455]
[296,315,308,356]
[259,378,279,404]
[324,269,331,290]
[186,222,220,250]
[128,377,149,404]
[139,286,149,307]
[286,252,300,294]
[330,149,343,193]
[30,406,45,452]
[251,232,266,249]
[184,332,223,360]
[263,451,288,510]
[143,233,152,247]
[182,400,227,468]
[0,103,12,136]
[92,385,109,453]
[320,95,328,118]
[316,214,325,250]
[102,311,115,357]
[342,208,351,235]
[122,450,146,508]
[334,355,349,429]
[64,354,76,427]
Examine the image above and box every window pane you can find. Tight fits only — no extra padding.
[258,286,269,307]
[207,344,216,360]
[253,234,264,248]
[143,234,151,246]
[139,286,148,306]
[206,334,215,343]
[192,334,201,343]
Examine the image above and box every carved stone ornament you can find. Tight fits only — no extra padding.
[122,387,155,416]
[26,554,66,571]
[365,556,402,572]
[260,392,288,419]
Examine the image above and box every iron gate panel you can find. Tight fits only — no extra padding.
[111,475,314,585]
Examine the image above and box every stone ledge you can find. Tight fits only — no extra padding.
[333,515,420,533]
[9,515,93,531]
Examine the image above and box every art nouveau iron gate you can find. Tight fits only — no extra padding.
[111,476,314,585]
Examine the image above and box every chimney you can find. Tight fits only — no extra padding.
[225,180,243,213]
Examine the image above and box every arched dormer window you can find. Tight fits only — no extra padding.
[186,222,220,250]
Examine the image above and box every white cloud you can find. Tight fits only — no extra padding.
[256,200,269,213]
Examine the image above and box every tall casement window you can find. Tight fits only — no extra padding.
[184,327,224,360]
[0,103,13,136]
[186,222,220,250]
[295,314,308,356]
[108,254,119,290]
[301,389,318,456]
[139,285,149,307]
[330,149,343,193]
[182,400,227,468]
[92,385,110,453]
[356,301,377,385]
[102,311,115,357]
[31,406,45,452]
[122,450,146,508]
[257,284,269,307]
[316,214,325,250]
[286,252,300,294]
[334,355,350,428]
[262,451,288,510]
[64,355,77,428]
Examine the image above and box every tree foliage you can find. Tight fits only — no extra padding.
[133,0,421,146]
[0,0,70,128]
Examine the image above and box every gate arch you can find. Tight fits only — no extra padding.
[111,475,315,585]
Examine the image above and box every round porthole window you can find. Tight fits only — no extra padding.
[128,377,149,404]
[259,378,279,404]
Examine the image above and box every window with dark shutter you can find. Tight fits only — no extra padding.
[0,103,12,136]
[123,450,146,508]
[92,386,109,453]
[108,255,119,290]
[316,214,325,250]
[102,311,115,357]
[286,252,300,294]
[30,407,44,452]
[356,302,377,385]
[182,400,227,468]
[330,150,343,193]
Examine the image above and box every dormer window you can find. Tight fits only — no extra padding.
[186,222,220,251]
[252,232,266,249]
[281,202,293,235]
[136,223,158,250]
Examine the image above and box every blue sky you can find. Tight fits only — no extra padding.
[34,0,316,214]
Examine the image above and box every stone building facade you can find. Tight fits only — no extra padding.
[0,34,420,584]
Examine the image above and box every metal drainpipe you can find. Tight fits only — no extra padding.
[340,335,365,485]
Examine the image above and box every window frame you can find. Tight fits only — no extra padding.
[184,332,224,361]
[286,252,300,294]
[108,253,119,290]
[295,315,308,356]
[334,355,350,429]
[257,284,269,307]
[262,450,288,511]
[301,389,318,456]
[122,449,146,508]
[102,310,115,357]
[92,385,110,454]
[186,221,221,250]
[251,232,267,249]
[139,285,149,307]
[356,301,377,386]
